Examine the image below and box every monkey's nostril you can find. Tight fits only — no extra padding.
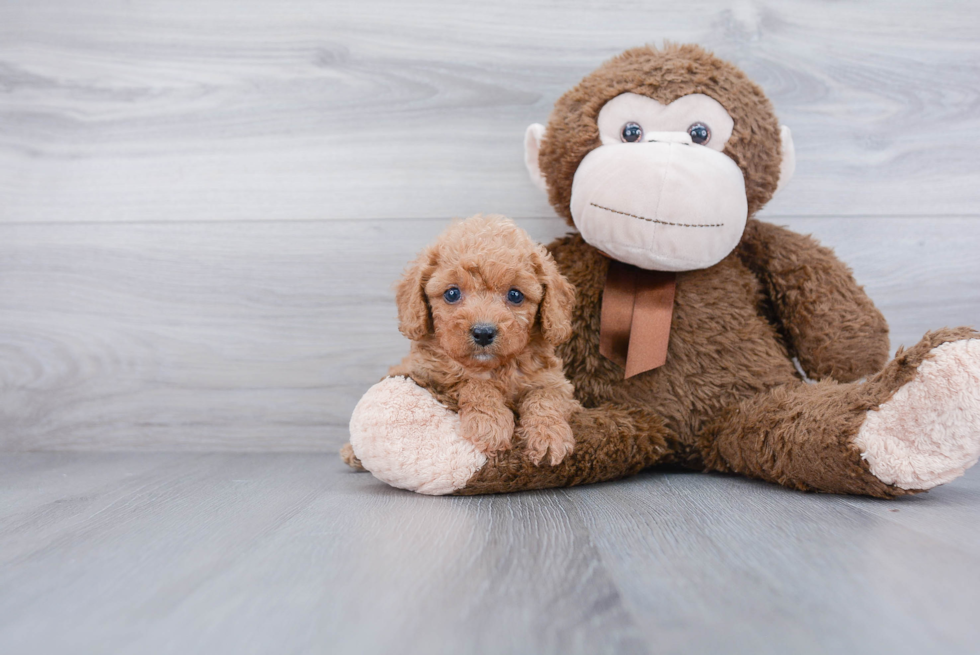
[471,324,497,347]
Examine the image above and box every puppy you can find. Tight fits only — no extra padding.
[388,215,579,466]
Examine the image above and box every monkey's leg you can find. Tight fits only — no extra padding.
[348,375,673,495]
[456,403,672,495]
[700,328,980,497]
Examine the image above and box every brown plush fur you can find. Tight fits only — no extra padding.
[458,402,672,495]
[389,215,580,465]
[461,44,956,497]
[699,327,979,497]
[461,234,974,497]
[737,220,890,382]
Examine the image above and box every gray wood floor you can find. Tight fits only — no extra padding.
[2,1,980,653]
[1,453,979,655]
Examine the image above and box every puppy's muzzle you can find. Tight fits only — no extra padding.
[471,323,497,347]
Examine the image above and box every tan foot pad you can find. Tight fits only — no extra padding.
[856,340,980,490]
[348,376,486,495]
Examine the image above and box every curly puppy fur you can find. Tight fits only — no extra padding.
[389,215,580,465]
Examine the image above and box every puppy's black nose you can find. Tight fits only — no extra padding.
[471,324,497,347]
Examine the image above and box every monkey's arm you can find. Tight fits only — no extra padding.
[736,219,889,382]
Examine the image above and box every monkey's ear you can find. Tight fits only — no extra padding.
[395,249,435,340]
[524,124,548,193]
[775,125,796,196]
[535,247,576,345]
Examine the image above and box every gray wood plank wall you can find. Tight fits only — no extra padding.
[2,0,979,451]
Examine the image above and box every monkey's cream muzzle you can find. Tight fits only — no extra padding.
[568,137,748,272]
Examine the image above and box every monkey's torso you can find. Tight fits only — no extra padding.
[549,231,801,466]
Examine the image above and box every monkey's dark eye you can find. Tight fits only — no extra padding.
[621,122,644,143]
[507,288,525,304]
[443,287,461,304]
[688,122,711,145]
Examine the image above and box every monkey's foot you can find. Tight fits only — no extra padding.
[348,376,486,495]
[856,339,980,490]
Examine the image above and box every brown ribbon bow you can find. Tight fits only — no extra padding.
[599,260,676,378]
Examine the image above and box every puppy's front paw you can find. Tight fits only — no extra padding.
[519,418,575,466]
[460,407,515,455]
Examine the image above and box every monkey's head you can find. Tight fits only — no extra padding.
[525,43,795,272]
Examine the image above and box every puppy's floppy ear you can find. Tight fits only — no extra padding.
[534,246,576,345]
[395,246,436,340]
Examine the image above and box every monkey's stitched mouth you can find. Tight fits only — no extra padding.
[590,203,724,228]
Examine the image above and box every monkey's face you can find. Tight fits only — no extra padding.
[525,45,796,272]
[569,92,747,271]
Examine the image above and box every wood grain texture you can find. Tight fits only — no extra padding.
[2,0,979,222]
[0,216,977,451]
[572,469,980,654]
[1,453,979,654]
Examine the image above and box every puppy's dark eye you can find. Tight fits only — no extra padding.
[688,122,710,145]
[507,288,524,304]
[443,287,461,304]
[621,122,643,143]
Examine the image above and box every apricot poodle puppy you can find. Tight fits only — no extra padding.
[387,214,579,465]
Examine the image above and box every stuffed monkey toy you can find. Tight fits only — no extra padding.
[343,43,980,498]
